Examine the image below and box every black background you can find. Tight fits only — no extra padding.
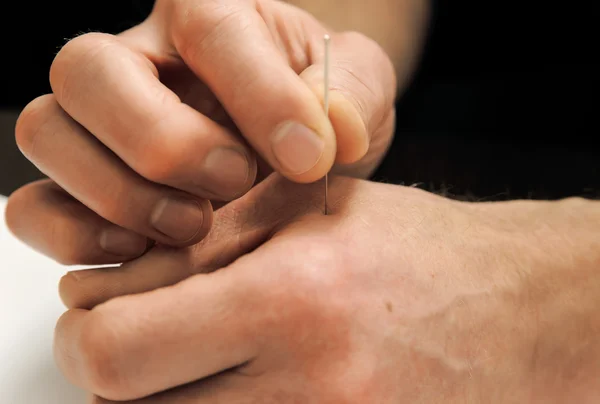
[1,1,598,199]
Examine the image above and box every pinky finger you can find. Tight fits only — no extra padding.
[5,179,149,265]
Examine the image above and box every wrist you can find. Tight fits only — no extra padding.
[529,198,600,402]
[472,198,600,402]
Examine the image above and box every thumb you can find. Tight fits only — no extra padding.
[301,31,398,173]
[153,0,337,185]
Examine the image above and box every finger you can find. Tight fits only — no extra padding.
[15,95,212,246]
[300,31,398,169]
[58,220,269,309]
[167,0,336,183]
[50,31,256,202]
[59,174,320,309]
[54,263,265,401]
[5,180,149,265]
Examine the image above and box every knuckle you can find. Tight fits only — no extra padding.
[337,30,395,86]
[15,94,59,159]
[171,0,248,60]
[132,130,184,184]
[78,311,128,399]
[338,30,388,63]
[335,60,379,103]
[257,238,357,357]
[99,196,130,228]
[271,238,351,313]
[50,32,115,105]
[337,31,397,100]
[292,238,348,289]
[86,179,137,228]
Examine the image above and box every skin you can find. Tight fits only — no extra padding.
[5,0,600,402]
[49,175,600,403]
[285,0,431,86]
[8,0,399,263]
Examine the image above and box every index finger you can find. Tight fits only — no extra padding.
[54,263,263,401]
[165,0,336,182]
[50,31,257,202]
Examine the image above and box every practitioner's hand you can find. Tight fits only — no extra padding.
[6,0,397,264]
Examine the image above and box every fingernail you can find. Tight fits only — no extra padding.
[202,147,249,199]
[99,227,147,257]
[151,197,204,242]
[271,122,324,175]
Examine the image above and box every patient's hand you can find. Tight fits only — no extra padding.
[56,175,600,403]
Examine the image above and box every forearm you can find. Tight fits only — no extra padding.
[284,0,431,86]
[532,198,600,402]
[483,197,600,402]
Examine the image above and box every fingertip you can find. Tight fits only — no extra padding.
[60,267,125,310]
[303,81,369,166]
[59,269,104,310]
[270,118,336,183]
[59,271,84,310]
[201,146,258,202]
[327,90,369,165]
[150,197,214,247]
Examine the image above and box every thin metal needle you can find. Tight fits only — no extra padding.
[323,34,331,215]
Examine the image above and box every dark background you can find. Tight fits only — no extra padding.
[1,1,598,199]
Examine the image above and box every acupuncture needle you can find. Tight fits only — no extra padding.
[323,34,331,216]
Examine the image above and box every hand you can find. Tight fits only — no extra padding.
[54,175,600,403]
[7,0,397,265]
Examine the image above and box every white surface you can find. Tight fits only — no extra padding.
[0,196,86,403]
